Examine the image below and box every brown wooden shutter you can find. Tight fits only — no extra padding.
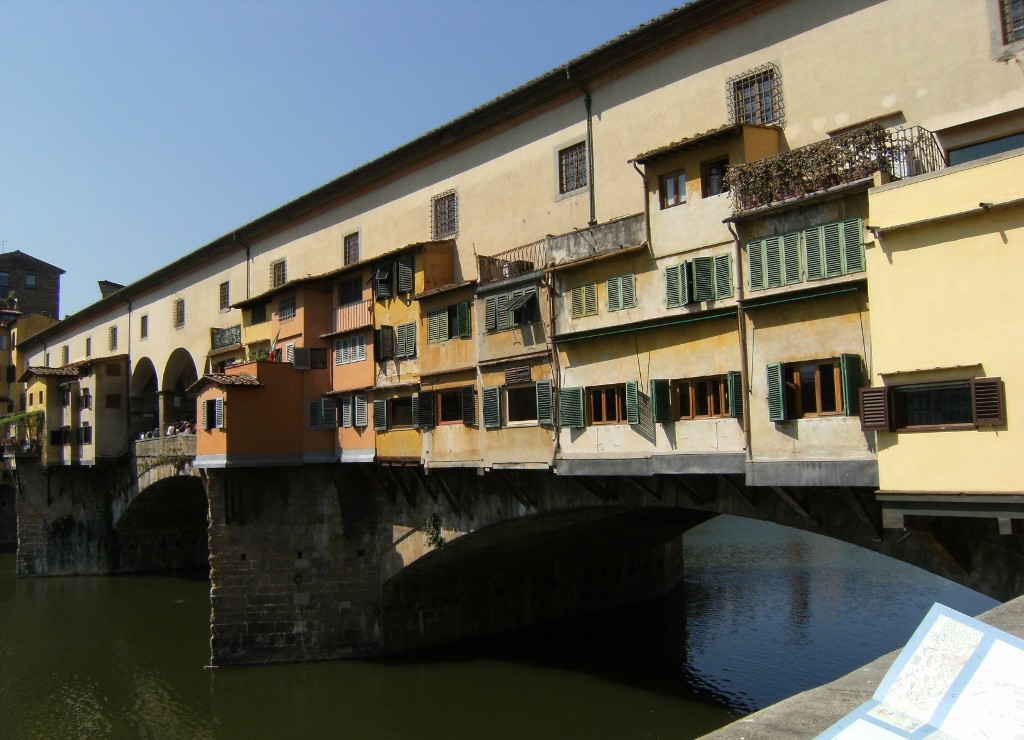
[859,387,891,431]
[972,377,1005,426]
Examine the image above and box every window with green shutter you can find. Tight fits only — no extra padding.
[377,326,395,361]
[413,391,435,428]
[570,283,598,318]
[804,218,864,280]
[373,266,392,299]
[625,381,639,425]
[396,322,416,358]
[460,386,476,425]
[692,254,732,300]
[840,353,862,416]
[396,254,414,294]
[427,309,448,344]
[607,274,636,312]
[456,301,471,337]
[485,289,537,331]
[666,263,690,308]
[536,380,553,425]
[373,399,388,431]
[321,398,337,428]
[482,386,502,428]
[727,370,743,421]
[649,379,672,423]
[768,356,863,420]
[354,394,368,428]
[766,362,787,422]
[559,386,585,429]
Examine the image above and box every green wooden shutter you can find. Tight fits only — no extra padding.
[215,398,225,429]
[840,353,862,416]
[559,386,585,429]
[373,399,388,431]
[308,400,323,429]
[374,267,392,299]
[842,217,865,274]
[457,301,471,337]
[607,276,621,311]
[202,399,209,430]
[692,256,714,301]
[414,391,435,428]
[859,387,890,431]
[782,231,801,284]
[482,386,501,428]
[378,326,395,361]
[765,236,782,288]
[536,379,553,424]
[621,274,636,309]
[496,293,510,330]
[747,240,765,291]
[396,322,416,358]
[649,379,671,423]
[822,221,843,277]
[341,397,353,428]
[583,283,597,315]
[322,399,338,427]
[766,362,787,422]
[485,296,497,331]
[396,255,414,294]
[571,285,584,318]
[805,226,824,280]
[461,386,476,425]
[666,264,684,307]
[727,370,743,421]
[714,254,733,298]
[354,394,368,428]
[625,380,639,425]
[427,310,444,343]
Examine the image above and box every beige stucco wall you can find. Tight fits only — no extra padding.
[866,152,1024,492]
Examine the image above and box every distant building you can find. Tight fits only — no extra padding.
[0,251,64,319]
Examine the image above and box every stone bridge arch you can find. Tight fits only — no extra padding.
[161,348,199,432]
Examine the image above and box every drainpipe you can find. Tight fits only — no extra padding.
[566,67,597,227]
[727,222,752,460]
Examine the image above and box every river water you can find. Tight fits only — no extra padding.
[0,515,999,739]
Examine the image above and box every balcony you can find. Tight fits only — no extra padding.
[211,324,242,351]
[727,124,946,213]
[478,239,546,285]
[332,299,373,334]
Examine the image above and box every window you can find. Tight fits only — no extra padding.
[691,254,733,301]
[434,388,476,426]
[81,424,92,445]
[62,389,71,407]
[271,259,287,288]
[507,385,538,424]
[219,281,230,311]
[25,274,36,289]
[729,63,783,126]
[660,170,686,208]
[250,302,267,325]
[279,297,296,321]
[338,277,361,306]
[484,288,539,332]
[344,232,360,265]
[1000,0,1024,43]
[590,384,628,425]
[570,283,598,318]
[203,398,225,430]
[308,399,337,430]
[766,354,862,422]
[81,389,92,409]
[674,376,730,419]
[947,131,1024,166]
[431,190,459,239]
[108,326,118,351]
[173,298,185,329]
[558,141,588,194]
[666,263,690,308]
[702,158,729,197]
[310,348,329,369]
[748,218,864,291]
[428,302,471,343]
[140,315,149,339]
[61,345,69,365]
[391,396,414,428]
[606,274,636,312]
[340,394,369,428]
[395,322,416,358]
[482,380,552,428]
[334,334,367,364]
[85,337,91,357]
[861,377,1005,432]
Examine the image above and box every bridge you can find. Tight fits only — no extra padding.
[8,440,1023,667]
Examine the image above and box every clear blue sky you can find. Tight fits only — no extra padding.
[1,0,681,317]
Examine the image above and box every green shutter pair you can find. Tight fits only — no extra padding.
[570,284,597,318]
[748,232,801,291]
[752,217,863,289]
[692,255,733,301]
[648,373,743,423]
[412,392,435,428]
[766,354,862,422]
[396,323,416,358]
[481,380,554,428]
[607,274,636,312]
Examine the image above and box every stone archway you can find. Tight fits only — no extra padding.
[129,356,160,439]
[160,348,200,433]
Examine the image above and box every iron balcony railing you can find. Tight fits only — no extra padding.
[332,299,373,334]
[727,124,947,213]
[477,239,546,285]
[211,324,242,350]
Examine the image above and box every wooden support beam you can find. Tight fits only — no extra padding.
[381,465,416,510]
[410,466,439,504]
[496,470,536,511]
[909,530,970,577]
[673,477,708,507]
[575,476,614,503]
[357,463,393,504]
[719,475,758,515]
[844,487,882,542]
[433,472,470,521]
[771,485,818,528]
[622,475,661,502]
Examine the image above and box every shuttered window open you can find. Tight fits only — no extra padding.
[607,274,636,312]
[461,386,476,426]
[354,394,368,428]
[727,370,743,421]
[973,377,1005,426]
[559,386,585,429]
[373,399,388,431]
[666,263,690,308]
[413,391,435,428]
[456,301,472,337]
[625,381,639,425]
[840,354,862,417]
[571,283,598,318]
[396,254,414,294]
[649,379,671,423]
[766,362,787,422]
[536,380,553,425]
[341,397,353,428]
[377,326,395,361]
[321,399,338,428]
[482,386,501,428]
[427,309,448,344]
[859,387,890,431]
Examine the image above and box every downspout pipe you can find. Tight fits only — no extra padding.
[727,222,752,460]
[565,66,597,227]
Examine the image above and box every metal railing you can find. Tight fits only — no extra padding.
[332,299,373,334]
[477,239,546,285]
[211,324,242,350]
[727,124,947,213]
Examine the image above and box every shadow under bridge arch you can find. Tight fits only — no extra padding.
[381,506,715,654]
[114,474,208,574]
[161,348,199,431]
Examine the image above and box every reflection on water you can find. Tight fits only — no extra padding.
[0,515,1000,739]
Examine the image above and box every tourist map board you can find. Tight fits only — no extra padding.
[818,603,1024,738]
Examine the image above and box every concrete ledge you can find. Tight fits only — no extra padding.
[653,453,746,475]
[339,449,375,463]
[193,453,305,468]
[746,459,878,488]
[556,456,652,477]
[701,595,1024,739]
